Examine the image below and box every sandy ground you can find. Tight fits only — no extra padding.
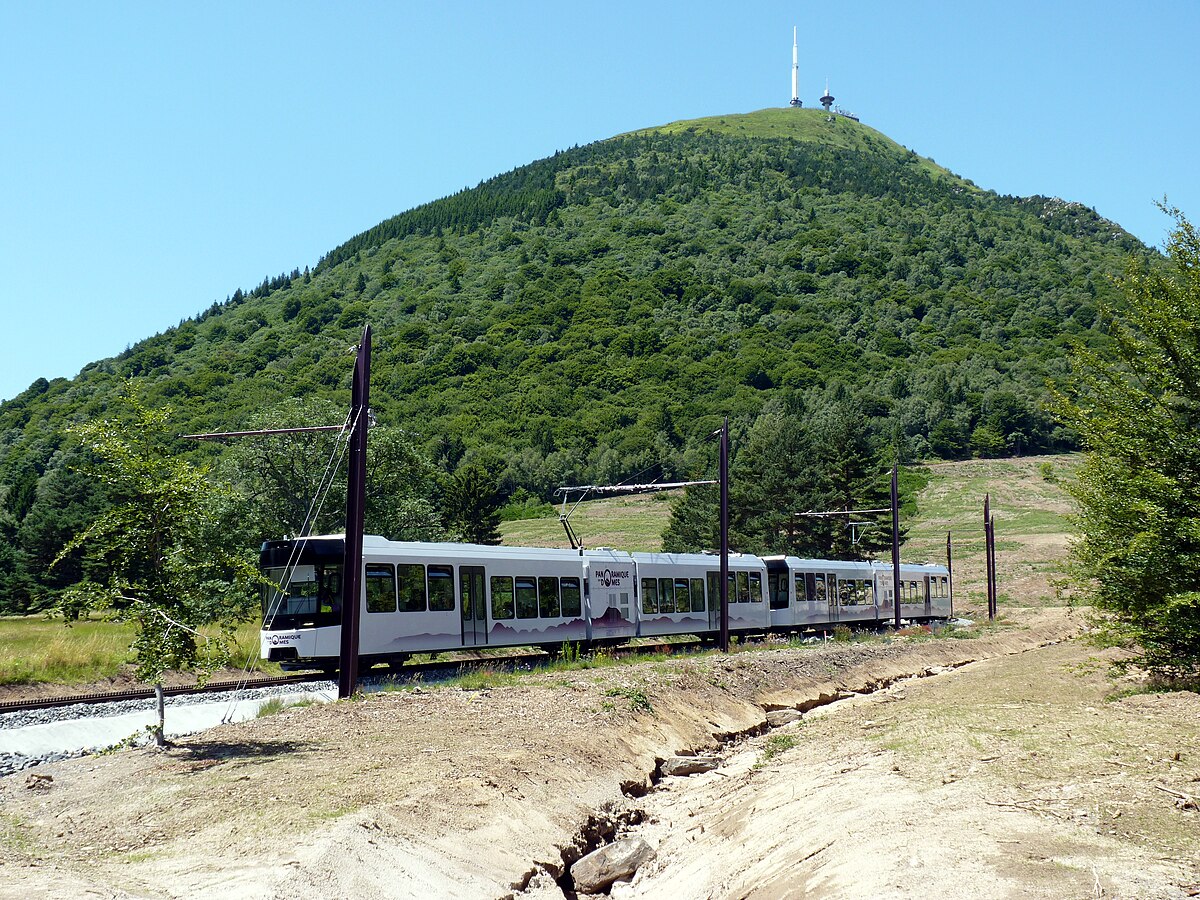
[615,638,1200,899]
[3,607,1197,899]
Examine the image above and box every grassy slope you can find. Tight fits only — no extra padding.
[624,107,973,186]
[902,455,1079,614]
[500,491,682,553]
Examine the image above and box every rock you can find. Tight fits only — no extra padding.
[766,709,802,727]
[660,756,719,777]
[571,838,655,894]
[25,772,53,791]
[520,870,568,899]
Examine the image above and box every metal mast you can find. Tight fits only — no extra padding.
[790,27,802,107]
[718,417,730,652]
[337,324,371,699]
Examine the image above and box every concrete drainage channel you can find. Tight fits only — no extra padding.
[510,654,998,898]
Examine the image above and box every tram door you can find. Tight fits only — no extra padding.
[460,566,487,646]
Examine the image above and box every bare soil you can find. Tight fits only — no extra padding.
[3,608,1197,898]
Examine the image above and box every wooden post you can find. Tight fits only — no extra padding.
[338,324,371,700]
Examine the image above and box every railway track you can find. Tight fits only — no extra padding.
[0,673,329,716]
[0,638,705,716]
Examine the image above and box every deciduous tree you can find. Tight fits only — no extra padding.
[54,386,260,745]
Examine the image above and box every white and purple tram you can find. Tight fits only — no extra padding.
[259,535,951,670]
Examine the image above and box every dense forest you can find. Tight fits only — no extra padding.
[0,108,1153,612]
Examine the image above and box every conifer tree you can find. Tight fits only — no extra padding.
[1058,208,1200,678]
[442,464,503,545]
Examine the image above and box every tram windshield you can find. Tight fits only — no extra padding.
[262,563,343,630]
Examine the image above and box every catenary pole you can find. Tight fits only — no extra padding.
[989,514,998,620]
[983,494,994,621]
[719,417,730,653]
[946,530,954,619]
[337,324,371,700]
[891,463,902,630]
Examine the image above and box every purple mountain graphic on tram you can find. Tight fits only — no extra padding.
[488,618,589,640]
[591,608,631,628]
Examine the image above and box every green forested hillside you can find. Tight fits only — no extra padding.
[0,107,1152,610]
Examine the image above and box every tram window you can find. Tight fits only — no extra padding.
[461,569,484,621]
[690,578,705,612]
[659,578,674,612]
[736,571,750,603]
[941,576,949,597]
[515,577,538,619]
[641,578,658,615]
[769,573,787,610]
[674,578,691,613]
[794,573,808,604]
[749,572,763,603]
[707,572,721,608]
[268,569,317,616]
[560,578,582,617]
[826,574,838,606]
[814,574,827,605]
[398,564,426,612]
[428,566,455,612]
[839,580,854,605]
[365,564,396,613]
[490,576,514,620]
[323,569,342,612]
[539,576,560,618]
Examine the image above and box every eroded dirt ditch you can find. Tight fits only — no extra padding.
[513,650,1026,899]
[516,632,1200,900]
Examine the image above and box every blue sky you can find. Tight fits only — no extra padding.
[2,1,1197,402]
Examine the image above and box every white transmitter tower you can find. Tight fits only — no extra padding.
[790,26,802,107]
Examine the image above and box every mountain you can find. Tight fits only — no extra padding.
[0,108,1149,552]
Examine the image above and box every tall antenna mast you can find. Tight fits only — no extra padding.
[790,27,802,107]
